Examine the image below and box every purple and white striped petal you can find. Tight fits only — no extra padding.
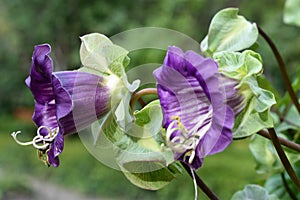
[16,44,111,167]
[154,46,235,169]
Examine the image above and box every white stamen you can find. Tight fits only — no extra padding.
[11,131,34,146]
[188,150,196,164]
[190,167,198,200]
[11,126,59,150]
[165,115,210,164]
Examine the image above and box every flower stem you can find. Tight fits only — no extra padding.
[130,88,158,109]
[181,162,219,200]
[267,128,300,190]
[258,26,300,114]
[257,130,300,152]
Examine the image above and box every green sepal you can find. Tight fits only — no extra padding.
[201,8,258,55]
[214,50,276,138]
[214,50,263,80]
[233,98,274,138]
[79,33,130,76]
[79,33,140,91]
[79,33,140,131]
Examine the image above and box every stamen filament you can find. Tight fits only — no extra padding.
[166,116,202,164]
[11,131,34,146]
[11,126,59,150]
[190,166,198,200]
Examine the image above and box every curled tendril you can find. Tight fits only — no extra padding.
[11,126,59,151]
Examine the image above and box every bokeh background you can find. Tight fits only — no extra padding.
[1,0,299,199]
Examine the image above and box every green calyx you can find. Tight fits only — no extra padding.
[214,50,276,138]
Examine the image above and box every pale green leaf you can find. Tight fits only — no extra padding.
[249,134,282,174]
[283,0,300,27]
[277,105,300,133]
[115,100,174,172]
[201,8,258,55]
[231,184,279,200]
[265,172,300,199]
[91,100,178,190]
[121,163,182,190]
[249,134,300,174]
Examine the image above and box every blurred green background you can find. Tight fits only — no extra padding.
[1,0,299,199]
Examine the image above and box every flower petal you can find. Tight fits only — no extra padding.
[47,132,64,167]
[163,46,186,75]
[26,44,54,104]
[54,71,111,135]
[154,46,235,169]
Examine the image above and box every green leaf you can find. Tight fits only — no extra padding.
[231,184,279,200]
[214,51,276,138]
[91,100,179,190]
[276,105,300,133]
[201,8,258,55]
[249,135,282,174]
[121,163,182,190]
[277,69,300,108]
[283,0,300,27]
[265,171,300,199]
[115,100,174,172]
[249,134,300,174]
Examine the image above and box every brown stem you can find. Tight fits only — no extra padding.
[258,26,300,114]
[130,88,158,109]
[181,162,219,200]
[258,130,300,152]
[267,128,300,190]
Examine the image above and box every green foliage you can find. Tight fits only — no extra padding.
[250,133,300,175]
[0,174,33,200]
[249,135,282,174]
[3,0,300,198]
[91,100,179,190]
[265,171,300,199]
[121,163,181,191]
[283,0,300,27]
[79,33,130,76]
[231,184,279,200]
[201,8,258,55]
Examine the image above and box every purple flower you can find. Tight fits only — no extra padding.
[12,44,110,167]
[153,46,235,169]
